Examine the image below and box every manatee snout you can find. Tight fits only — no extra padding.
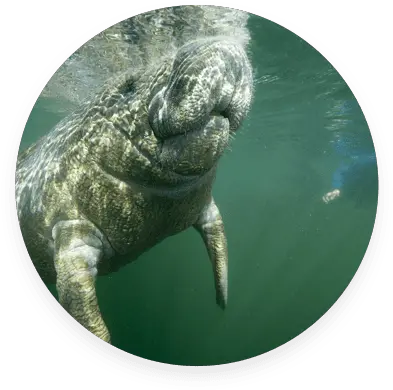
[148,37,253,175]
[149,37,252,138]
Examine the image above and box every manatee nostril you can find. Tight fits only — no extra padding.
[210,109,229,119]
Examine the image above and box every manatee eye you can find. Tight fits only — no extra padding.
[117,77,136,95]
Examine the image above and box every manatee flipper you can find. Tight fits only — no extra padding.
[194,199,228,309]
[52,220,110,343]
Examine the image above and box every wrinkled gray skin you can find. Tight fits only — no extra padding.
[15,6,253,343]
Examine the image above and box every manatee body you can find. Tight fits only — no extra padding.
[15,10,253,342]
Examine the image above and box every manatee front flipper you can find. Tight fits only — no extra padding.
[52,220,110,343]
[194,199,228,309]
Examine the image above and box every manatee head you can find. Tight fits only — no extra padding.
[65,36,253,195]
[146,37,253,178]
[75,36,253,191]
[40,7,253,191]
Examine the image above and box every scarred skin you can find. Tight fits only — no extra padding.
[15,36,253,343]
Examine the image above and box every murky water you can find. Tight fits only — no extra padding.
[20,13,377,365]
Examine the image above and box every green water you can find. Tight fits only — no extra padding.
[21,14,377,365]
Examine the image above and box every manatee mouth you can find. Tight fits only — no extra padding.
[148,85,233,141]
[154,107,232,143]
[157,114,231,176]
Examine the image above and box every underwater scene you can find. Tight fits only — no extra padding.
[16,6,378,365]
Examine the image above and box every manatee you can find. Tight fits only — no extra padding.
[15,6,253,343]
